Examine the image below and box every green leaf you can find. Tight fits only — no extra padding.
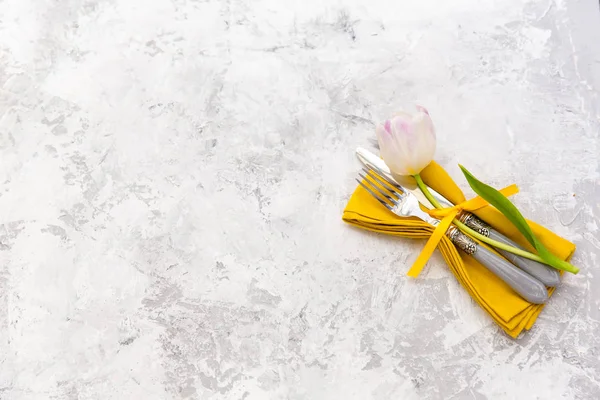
[459,165,579,274]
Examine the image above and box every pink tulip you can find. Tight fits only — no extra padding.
[375,106,436,176]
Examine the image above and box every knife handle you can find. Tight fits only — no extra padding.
[447,227,548,304]
[459,213,561,287]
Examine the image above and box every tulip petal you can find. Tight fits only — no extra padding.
[384,119,392,134]
[388,116,415,175]
[375,124,394,158]
[415,105,429,115]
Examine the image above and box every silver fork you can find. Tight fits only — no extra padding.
[356,167,549,304]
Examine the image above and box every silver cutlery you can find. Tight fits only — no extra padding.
[356,147,561,287]
[356,167,549,304]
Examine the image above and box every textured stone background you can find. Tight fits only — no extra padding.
[1,0,599,399]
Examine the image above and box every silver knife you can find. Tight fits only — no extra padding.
[356,147,560,287]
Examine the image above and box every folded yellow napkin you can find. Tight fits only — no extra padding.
[343,160,576,338]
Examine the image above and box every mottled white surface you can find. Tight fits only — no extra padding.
[1,0,599,398]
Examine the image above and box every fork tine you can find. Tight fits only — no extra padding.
[363,167,404,192]
[355,179,392,210]
[357,172,396,202]
[363,168,403,196]
[358,174,400,207]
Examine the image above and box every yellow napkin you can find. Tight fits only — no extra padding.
[343,161,576,338]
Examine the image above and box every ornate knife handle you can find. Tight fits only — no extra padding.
[457,212,560,287]
[445,226,548,304]
[458,213,491,236]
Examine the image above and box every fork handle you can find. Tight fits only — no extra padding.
[447,227,549,304]
[459,213,561,287]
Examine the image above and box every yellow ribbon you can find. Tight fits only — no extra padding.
[407,184,520,277]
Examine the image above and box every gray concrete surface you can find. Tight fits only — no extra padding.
[1,0,599,399]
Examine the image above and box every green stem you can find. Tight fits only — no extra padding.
[414,174,444,209]
[413,173,560,267]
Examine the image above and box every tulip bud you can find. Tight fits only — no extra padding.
[375,106,436,176]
